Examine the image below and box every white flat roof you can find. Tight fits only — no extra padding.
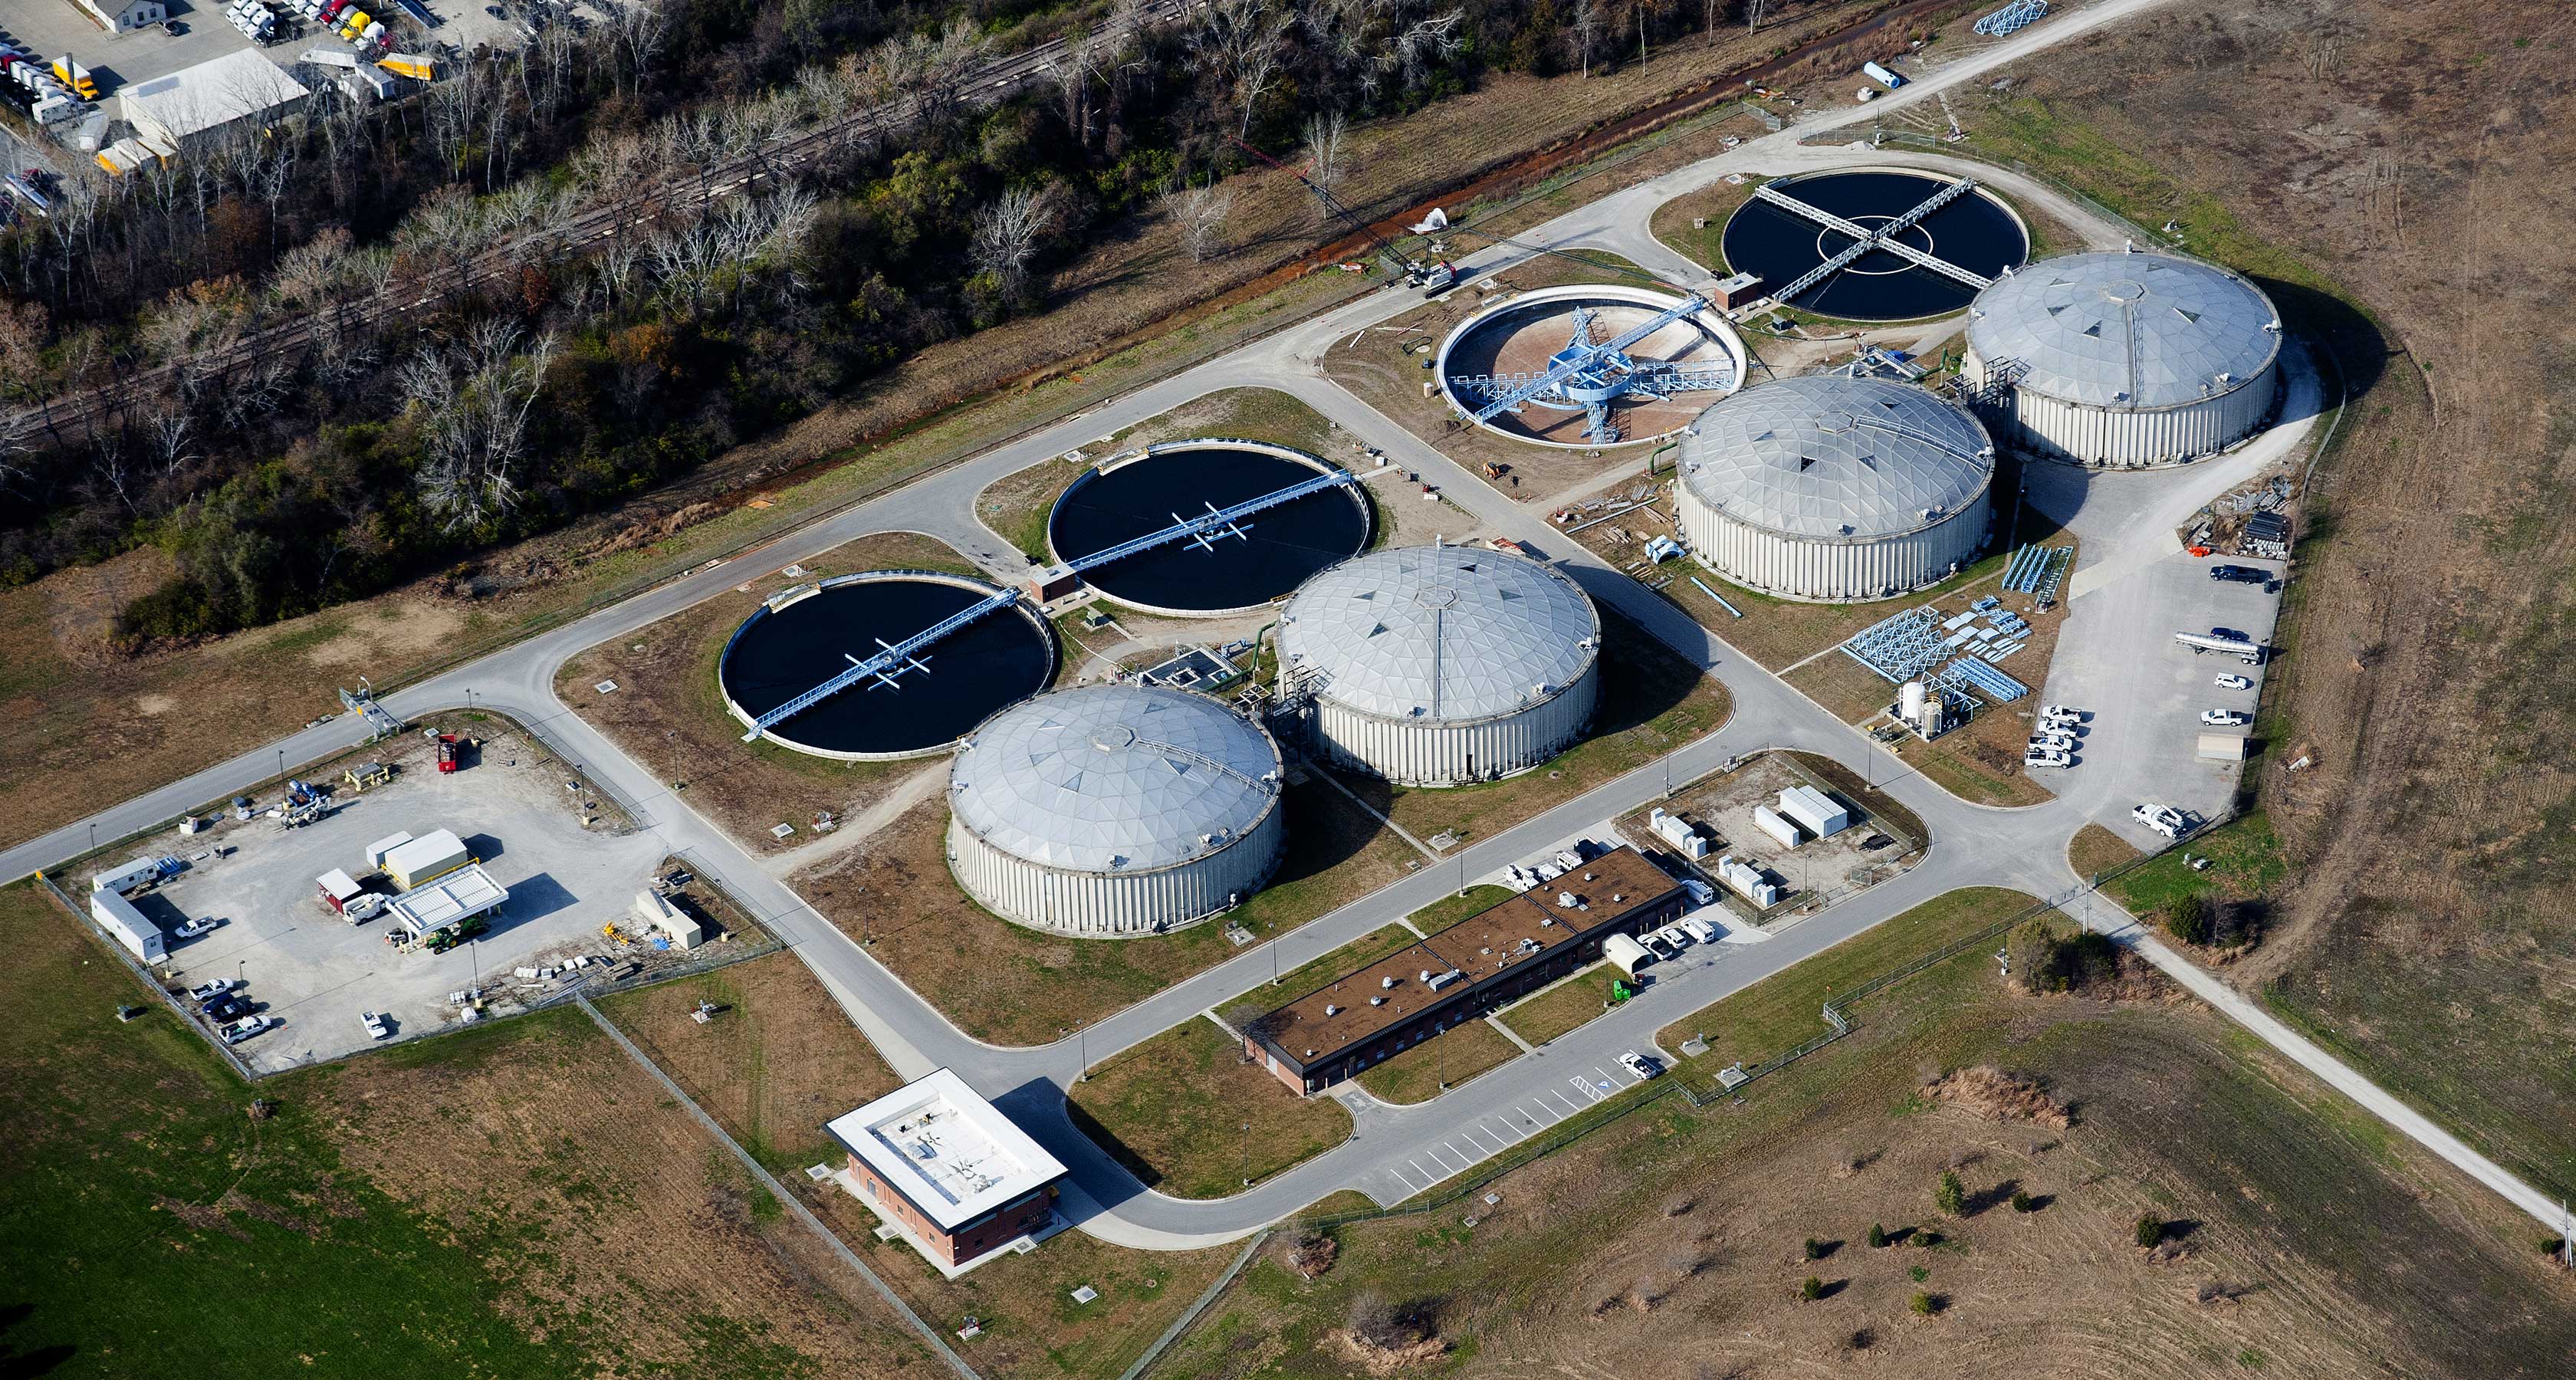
[90,889,158,945]
[386,863,507,935]
[1777,785,1846,830]
[123,49,309,140]
[317,869,363,900]
[826,1070,1066,1232]
[383,828,466,875]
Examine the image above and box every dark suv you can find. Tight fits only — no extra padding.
[2208,564,2271,586]
[202,995,251,1022]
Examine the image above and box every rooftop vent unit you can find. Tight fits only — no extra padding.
[1381,975,1397,989]
[1325,1004,1340,1016]
[1557,891,1577,907]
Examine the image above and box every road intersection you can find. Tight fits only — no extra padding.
[5,0,2560,1250]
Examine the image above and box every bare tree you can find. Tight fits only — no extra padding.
[1572,0,1603,77]
[1744,0,1769,32]
[608,0,675,95]
[971,182,1068,301]
[1303,110,1349,225]
[399,321,558,531]
[1191,0,1292,137]
[1164,182,1234,263]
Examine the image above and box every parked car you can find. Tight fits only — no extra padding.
[2207,564,2269,585]
[202,995,251,1022]
[361,1011,392,1040]
[1618,1050,1661,1081]
[2022,750,2072,770]
[2210,626,2248,642]
[174,916,220,938]
[187,979,235,1002]
[2201,709,2249,727]
[2215,674,2252,690]
[2132,803,2187,840]
[163,18,187,32]
[218,1014,275,1045]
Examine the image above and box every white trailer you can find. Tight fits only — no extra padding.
[1776,785,1852,840]
[1753,804,1803,849]
[90,855,167,895]
[383,829,468,891]
[90,889,166,963]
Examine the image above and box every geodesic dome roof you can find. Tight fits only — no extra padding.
[1279,545,1602,724]
[1967,250,2281,409]
[1678,376,1993,541]
[949,685,1281,874]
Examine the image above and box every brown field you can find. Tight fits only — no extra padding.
[1070,1018,1353,1198]
[1936,0,2576,1203]
[553,530,984,856]
[792,784,1418,1047]
[2069,822,2144,880]
[1152,882,2576,1378]
[596,950,904,1171]
[1349,606,1733,852]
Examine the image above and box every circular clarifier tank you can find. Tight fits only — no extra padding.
[718,570,1056,761]
[1720,169,2029,322]
[1047,440,1372,616]
[1434,284,1746,449]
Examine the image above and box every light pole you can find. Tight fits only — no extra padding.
[1240,1122,1252,1187]
[276,748,285,783]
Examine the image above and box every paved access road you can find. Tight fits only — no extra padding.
[8,0,2562,1248]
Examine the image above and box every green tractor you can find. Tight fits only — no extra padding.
[425,913,491,954]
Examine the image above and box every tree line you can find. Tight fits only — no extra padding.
[0,0,1792,642]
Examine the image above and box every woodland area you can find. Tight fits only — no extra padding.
[0,0,1785,642]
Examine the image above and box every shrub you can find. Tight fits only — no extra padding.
[1799,1276,1824,1302]
[2135,1213,2165,1248]
[2010,1190,2034,1214]
[1866,1222,1888,1248]
[1803,1237,1825,1260]
[1909,1291,1937,1316]
[1934,1171,1966,1216]
[2160,895,2214,946]
[1908,1265,1930,1283]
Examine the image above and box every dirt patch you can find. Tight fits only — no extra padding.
[1326,1327,1448,1374]
[1925,1065,2072,1130]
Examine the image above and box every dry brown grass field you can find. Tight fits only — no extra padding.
[1935,0,2576,1205]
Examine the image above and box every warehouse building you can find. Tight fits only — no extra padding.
[1674,376,1996,603]
[382,828,470,891]
[1277,544,1602,787]
[826,1070,1067,1273]
[947,685,1285,935]
[122,49,310,157]
[1963,249,2282,466]
[1241,846,1687,1095]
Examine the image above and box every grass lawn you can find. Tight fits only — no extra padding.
[1360,606,1732,850]
[594,950,905,1172]
[2099,812,2285,917]
[0,881,945,1380]
[1355,1018,1522,1105]
[1658,888,2040,1065]
[1068,1019,1352,1198]
[796,785,1417,1046]
[1495,965,1628,1047]
[2067,822,2144,881]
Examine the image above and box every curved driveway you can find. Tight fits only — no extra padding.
[5,0,2561,1247]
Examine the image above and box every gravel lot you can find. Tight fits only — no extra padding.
[138,720,668,1072]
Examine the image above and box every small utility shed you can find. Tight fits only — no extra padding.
[90,889,166,963]
[365,830,414,871]
[316,869,366,913]
[632,890,703,949]
[1602,932,1654,980]
[123,50,310,157]
[383,829,469,891]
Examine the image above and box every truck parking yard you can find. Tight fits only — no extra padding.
[120,717,680,1072]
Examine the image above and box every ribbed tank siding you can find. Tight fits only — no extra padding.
[1311,660,1600,786]
[948,807,1286,936]
[1677,488,1990,603]
[1968,348,2280,468]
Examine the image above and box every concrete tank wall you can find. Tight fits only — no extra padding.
[1970,347,2279,468]
[946,804,1285,936]
[1675,488,1991,603]
[1308,660,1600,787]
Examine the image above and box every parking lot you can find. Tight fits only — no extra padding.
[2,0,264,94]
[135,719,670,1072]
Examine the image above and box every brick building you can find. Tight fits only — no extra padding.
[1241,846,1688,1095]
[825,1070,1067,1273]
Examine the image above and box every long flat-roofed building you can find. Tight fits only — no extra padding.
[826,1070,1068,1273]
[1241,846,1687,1095]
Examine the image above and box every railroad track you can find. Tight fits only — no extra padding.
[6,0,1194,440]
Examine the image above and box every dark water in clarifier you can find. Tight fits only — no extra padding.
[1049,445,1372,612]
[1720,170,2029,322]
[720,577,1054,755]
